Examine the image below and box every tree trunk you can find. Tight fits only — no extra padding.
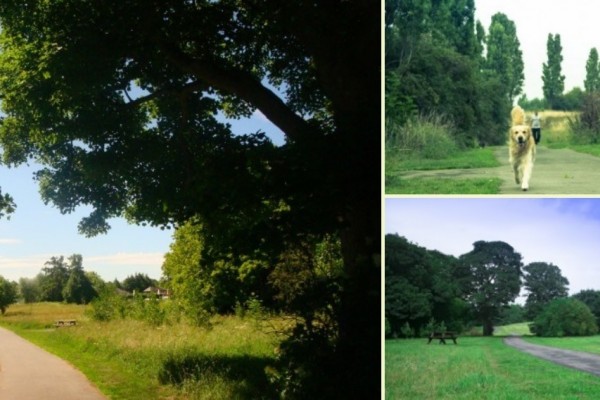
[483,320,494,336]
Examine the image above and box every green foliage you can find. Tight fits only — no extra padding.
[122,273,156,294]
[0,276,17,314]
[523,262,569,320]
[543,34,566,109]
[570,92,600,143]
[18,277,41,303]
[585,47,600,93]
[385,115,459,160]
[572,289,600,327]
[38,256,70,302]
[62,255,98,304]
[485,13,524,103]
[458,241,522,336]
[518,95,548,111]
[531,298,598,337]
[496,304,527,326]
[385,234,466,337]
[0,190,16,220]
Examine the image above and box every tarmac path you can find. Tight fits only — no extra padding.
[398,146,600,194]
[0,326,106,400]
[504,336,600,377]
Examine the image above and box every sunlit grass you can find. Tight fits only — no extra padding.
[0,302,286,400]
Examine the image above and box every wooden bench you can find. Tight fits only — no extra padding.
[427,331,457,344]
[54,319,77,327]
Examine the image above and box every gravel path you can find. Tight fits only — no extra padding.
[504,336,600,377]
[0,326,106,400]
[398,146,600,194]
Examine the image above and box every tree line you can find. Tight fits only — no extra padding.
[384,234,600,338]
[386,1,600,147]
[0,254,160,313]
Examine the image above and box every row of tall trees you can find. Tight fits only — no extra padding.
[385,234,571,337]
[386,1,524,145]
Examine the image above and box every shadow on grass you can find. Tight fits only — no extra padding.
[158,353,276,398]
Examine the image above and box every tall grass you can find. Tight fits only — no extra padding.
[0,302,285,399]
[385,114,459,160]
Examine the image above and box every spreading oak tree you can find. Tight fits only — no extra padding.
[0,1,379,397]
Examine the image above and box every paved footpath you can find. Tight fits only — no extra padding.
[505,336,600,377]
[0,326,106,400]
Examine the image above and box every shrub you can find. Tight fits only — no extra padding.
[385,114,459,160]
[531,298,598,337]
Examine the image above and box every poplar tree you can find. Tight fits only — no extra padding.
[585,48,600,93]
[485,13,524,104]
[542,33,566,109]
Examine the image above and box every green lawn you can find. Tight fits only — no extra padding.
[524,336,600,355]
[385,337,600,399]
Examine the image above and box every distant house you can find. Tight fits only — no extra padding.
[143,286,171,299]
[115,288,132,297]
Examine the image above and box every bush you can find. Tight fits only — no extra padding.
[531,298,598,337]
[570,92,600,144]
[385,114,459,160]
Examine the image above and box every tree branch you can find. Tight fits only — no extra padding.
[157,41,313,142]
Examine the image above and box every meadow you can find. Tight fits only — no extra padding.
[385,335,600,399]
[0,302,285,400]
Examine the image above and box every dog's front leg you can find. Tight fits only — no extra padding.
[521,157,533,191]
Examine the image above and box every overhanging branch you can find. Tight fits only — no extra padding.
[157,41,313,142]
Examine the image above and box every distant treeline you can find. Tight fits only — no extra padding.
[385,234,600,338]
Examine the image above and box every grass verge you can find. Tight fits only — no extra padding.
[386,147,500,172]
[0,302,283,400]
[385,177,501,194]
[524,336,600,355]
[386,337,600,399]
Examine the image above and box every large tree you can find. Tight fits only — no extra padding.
[485,13,524,104]
[62,254,97,304]
[523,262,569,320]
[542,33,566,109]
[0,2,379,397]
[458,241,523,336]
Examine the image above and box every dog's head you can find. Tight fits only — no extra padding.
[511,125,531,148]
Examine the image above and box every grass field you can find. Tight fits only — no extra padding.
[385,336,600,399]
[0,302,284,400]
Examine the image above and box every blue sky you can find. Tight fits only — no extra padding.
[475,0,600,99]
[0,111,284,283]
[386,198,600,301]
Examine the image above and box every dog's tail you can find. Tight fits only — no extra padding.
[511,105,526,126]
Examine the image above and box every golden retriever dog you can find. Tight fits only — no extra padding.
[509,105,536,191]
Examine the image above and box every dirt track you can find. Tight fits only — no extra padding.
[399,146,600,194]
[505,336,600,377]
[0,326,106,399]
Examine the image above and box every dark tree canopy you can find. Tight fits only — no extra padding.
[458,241,522,336]
[0,2,380,397]
[523,262,569,320]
